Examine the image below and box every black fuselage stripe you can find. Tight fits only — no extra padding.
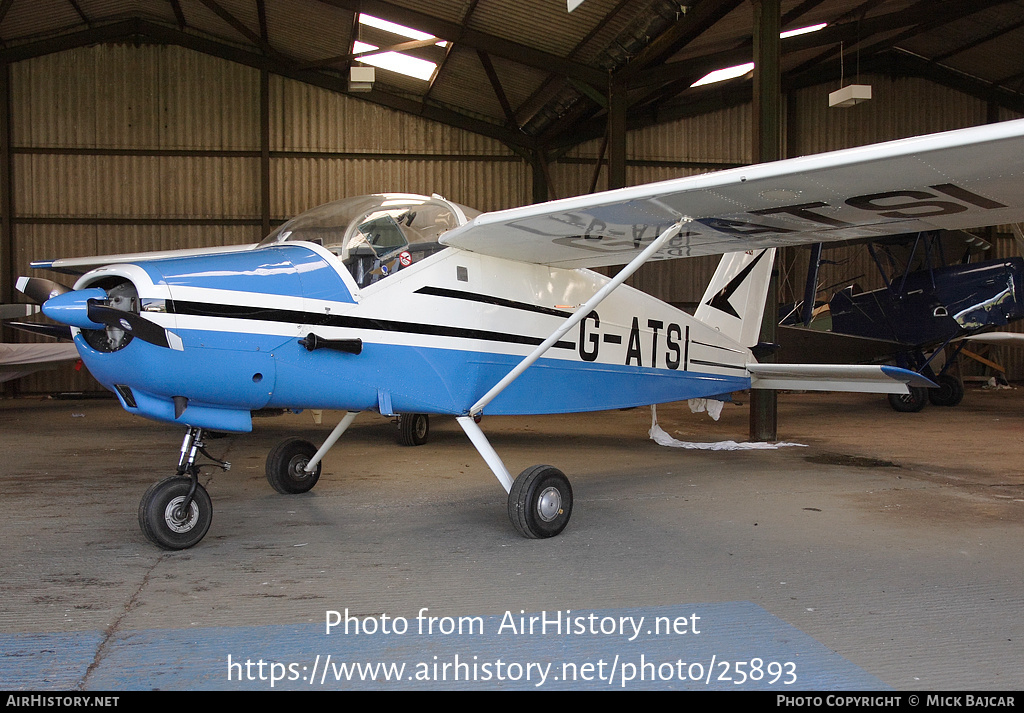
[414,286,573,318]
[167,300,576,350]
[688,358,747,371]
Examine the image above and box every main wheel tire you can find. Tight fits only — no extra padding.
[397,413,430,446]
[928,373,965,407]
[138,476,213,550]
[508,465,573,539]
[266,437,321,494]
[888,386,928,413]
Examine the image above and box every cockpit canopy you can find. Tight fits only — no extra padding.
[258,193,480,288]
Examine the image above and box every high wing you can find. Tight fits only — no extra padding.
[440,119,1024,269]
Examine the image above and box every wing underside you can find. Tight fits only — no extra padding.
[440,120,1024,269]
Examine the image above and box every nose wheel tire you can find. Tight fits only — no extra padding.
[266,437,321,494]
[139,476,213,550]
[397,413,430,446]
[508,465,573,539]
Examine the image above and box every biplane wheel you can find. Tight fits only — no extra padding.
[265,437,321,494]
[888,386,928,413]
[928,374,965,407]
[397,413,429,446]
[138,476,212,550]
[508,465,573,539]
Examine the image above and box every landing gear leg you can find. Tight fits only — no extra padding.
[138,427,230,550]
[456,416,573,538]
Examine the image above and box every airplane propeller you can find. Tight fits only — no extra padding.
[12,276,181,350]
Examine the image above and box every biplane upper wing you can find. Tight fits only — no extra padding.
[440,119,1024,269]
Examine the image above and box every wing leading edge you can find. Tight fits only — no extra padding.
[440,119,1024,269]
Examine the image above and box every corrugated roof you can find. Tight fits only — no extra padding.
[0,0,1021,150]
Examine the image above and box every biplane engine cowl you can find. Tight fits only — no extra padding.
[71,244,355,432]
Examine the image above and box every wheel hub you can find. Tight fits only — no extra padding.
[288,455,312,480]
[537,486,562,522]
[164,495,200,533]
[413,418,427,439]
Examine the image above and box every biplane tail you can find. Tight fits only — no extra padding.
[694,248,776,348]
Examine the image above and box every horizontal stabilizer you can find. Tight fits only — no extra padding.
[747,363,935,394]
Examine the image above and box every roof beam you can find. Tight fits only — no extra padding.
[66,0,91,26]
[932,16,1024,63]
[786,0,1015,80]
[619,0,744,79]
[167,0,186,30]
[477,50,518,128]
[197,0,275,56]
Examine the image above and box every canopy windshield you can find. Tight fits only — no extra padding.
[259,193,479,287]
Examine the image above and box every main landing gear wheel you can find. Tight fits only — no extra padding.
[508,465,573,539]
[888,386,928,413]
[138,476,213,550]
[928,373,965,407]
[397,413,430,446]
[266,437,321,494]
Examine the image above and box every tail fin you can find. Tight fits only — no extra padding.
[694,248,776,347]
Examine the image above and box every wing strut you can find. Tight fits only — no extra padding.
[469,218,688,418]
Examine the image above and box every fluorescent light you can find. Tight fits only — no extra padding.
[359,13,447,47]
[690,23,826,88]
[780,22,827,39]
[691,62,754,87]
[353,41,437,81]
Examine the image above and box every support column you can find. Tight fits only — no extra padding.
[531,150,550,204]
[749,0,781,441]
[260,67,271,238]
[608,77,627,190]
[1,63,14,398]
[0,63,11,308]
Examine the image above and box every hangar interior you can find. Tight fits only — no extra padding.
[2,0,1024,393]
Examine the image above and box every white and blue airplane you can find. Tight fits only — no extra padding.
[13,119,1024,549]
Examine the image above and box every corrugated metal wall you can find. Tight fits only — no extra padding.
[6,43,528,393]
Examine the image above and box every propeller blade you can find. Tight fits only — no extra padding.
[86,302,173,349]
[0,303,42,320]
[16,276,72,305]
[5,321,74,340]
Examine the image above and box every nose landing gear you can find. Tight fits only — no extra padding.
[138,426,230,550]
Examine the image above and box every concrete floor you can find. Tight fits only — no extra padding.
[1,387,1021,690]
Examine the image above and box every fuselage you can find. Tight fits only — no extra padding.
[69,240,753,432]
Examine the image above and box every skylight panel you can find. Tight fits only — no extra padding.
[359,14,448,47]
[690,62,754,87]
[353,41,438,81]
[780,22,827,39]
